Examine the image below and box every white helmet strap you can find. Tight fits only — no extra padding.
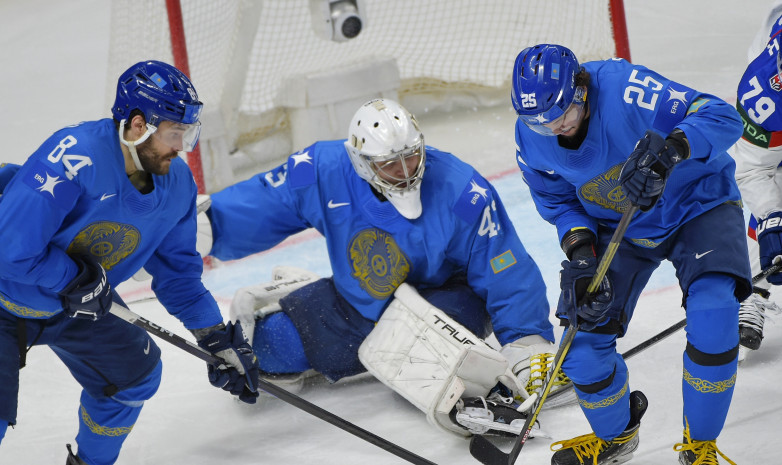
[118,119,156,172]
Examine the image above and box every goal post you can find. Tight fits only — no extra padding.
[107,0,630,194]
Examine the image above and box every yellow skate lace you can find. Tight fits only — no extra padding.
[550,429,636,465]
[673,422,736,465]
[525,352,571,396]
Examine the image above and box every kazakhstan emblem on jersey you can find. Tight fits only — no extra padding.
[67,222,140,270]
[579,163,630,213]
[348,228,410,299]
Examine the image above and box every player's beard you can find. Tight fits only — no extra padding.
[135,140,178,175]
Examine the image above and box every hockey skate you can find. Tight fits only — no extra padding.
[738,290,781,363]
[65,444,87,465]
[452,391,545,438]
[525,351,576,408]
[674,420,736,465]
[550,390,647,465]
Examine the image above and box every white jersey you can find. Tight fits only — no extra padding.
[731,4,782,219]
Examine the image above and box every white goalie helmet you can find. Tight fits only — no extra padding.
[344,98,426,219]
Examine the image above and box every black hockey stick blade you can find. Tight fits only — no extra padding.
[469,327,578,465]
[469,435,516,465]
[108,302,438,465]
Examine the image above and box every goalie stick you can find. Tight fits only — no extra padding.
[108,302,438,465]
[469,205,638,465]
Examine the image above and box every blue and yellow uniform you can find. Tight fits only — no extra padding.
[516,58,752,443]
[0,119,221,464]
[208,141,554,380]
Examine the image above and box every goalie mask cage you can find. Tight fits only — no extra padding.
[107,0,630,193]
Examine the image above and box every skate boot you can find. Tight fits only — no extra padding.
[674,420,736,465]
[550,390,647,465]
[525,351,576,408]
[738,289,781,362]
[452,391,538,437]
[65,444,87,465]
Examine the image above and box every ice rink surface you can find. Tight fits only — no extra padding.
[0,1,780,463]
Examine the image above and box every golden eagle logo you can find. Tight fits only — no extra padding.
[579,163,631,213]
[67,222,140,270]
[348,228,410,299]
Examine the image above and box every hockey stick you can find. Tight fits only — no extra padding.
[621,261,782,360]
[469,227,780,464]
[108,303,438,465]
[469,205,639,465]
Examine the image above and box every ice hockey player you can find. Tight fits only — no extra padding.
[729,3,782,363]
[511,44,751,464]
[0,61,260,465]
[199,98,573,437]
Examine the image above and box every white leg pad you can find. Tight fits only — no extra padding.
[358,283,524,436]
[229,267,320,346]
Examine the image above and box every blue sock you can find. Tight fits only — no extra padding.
[76,361,162,465]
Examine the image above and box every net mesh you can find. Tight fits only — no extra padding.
[107,0,619,163]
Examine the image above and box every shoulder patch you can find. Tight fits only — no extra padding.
[287,150,316,188]
[490,250,516,273]
[23,160,80,209]
[652,83,696,134]
[454,175,489,223]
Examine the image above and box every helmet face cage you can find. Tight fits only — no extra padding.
[346,99,426,194]
[511,44,581,134]
[113,61,203,150]
[362,139,425,192]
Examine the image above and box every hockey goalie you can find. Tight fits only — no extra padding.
[197,98,575,437]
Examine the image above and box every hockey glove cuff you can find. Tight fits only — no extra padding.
[757,211,782,285]
[196,321,260,404]
[558,235,615,331]
[59,255,116,320]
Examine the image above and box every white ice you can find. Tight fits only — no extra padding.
[0,0,780,463]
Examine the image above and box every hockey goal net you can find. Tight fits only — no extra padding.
[106,0,629,193]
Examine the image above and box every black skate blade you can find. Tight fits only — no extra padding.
[469,435,515,465]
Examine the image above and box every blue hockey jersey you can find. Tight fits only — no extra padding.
[516,59,743,247]
[208,141,554,345]
[0,119,222,329]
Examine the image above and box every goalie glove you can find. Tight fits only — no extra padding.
[500,334,575,408]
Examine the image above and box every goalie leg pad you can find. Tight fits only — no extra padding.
[358,283,524,436]
[229,267,320,346]
[253,312,310,373]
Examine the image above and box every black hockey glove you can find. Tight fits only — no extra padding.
[195,321,260,404]
[59,255,115,320]
[557,228,614,331]
[618,129,689,211]
[757,211,782,285]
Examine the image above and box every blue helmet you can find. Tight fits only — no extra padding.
[112,60,202,126]
[511,44,582,132]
